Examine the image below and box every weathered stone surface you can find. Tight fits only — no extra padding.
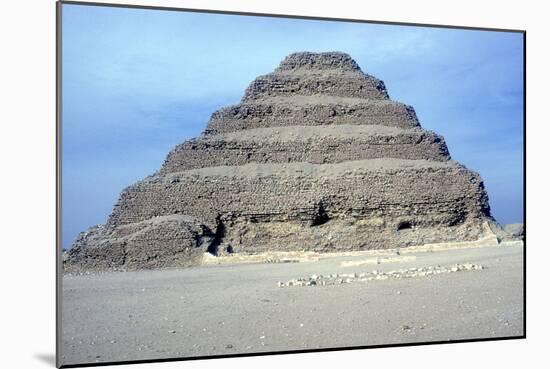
[64,215,214,272]
[485,220,524,243]
[503,223,524,241]
[160,126,449,173]
[64,51,497,272]
[275,52,362,72]
[204,99,419,135]
[106,159,490,254]
[241,71,389,101]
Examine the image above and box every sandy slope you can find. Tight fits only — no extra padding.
[61,243,523,366]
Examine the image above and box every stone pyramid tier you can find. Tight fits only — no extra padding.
[64,52,496,272]
[204,97,420,135]
[204,52,421,135]
[159,125,450,174]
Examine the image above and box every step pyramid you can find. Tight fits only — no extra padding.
[64,52,494,272]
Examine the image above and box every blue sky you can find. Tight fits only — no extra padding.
[62,4,524,248]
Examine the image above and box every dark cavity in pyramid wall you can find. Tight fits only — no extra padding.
[64,52,494,272]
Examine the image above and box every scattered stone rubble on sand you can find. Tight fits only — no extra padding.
[277,263,485,287]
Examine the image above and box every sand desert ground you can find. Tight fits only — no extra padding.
[61,241,523,365]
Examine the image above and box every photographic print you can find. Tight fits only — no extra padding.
[58,1,525,367]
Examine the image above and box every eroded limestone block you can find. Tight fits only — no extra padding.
[63,215,214,272]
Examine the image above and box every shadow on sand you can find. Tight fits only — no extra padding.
[34,353,56,367]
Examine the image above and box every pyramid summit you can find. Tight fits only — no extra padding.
[64,52,497,272]
[240,52,389,105]
[276,52,362,72]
